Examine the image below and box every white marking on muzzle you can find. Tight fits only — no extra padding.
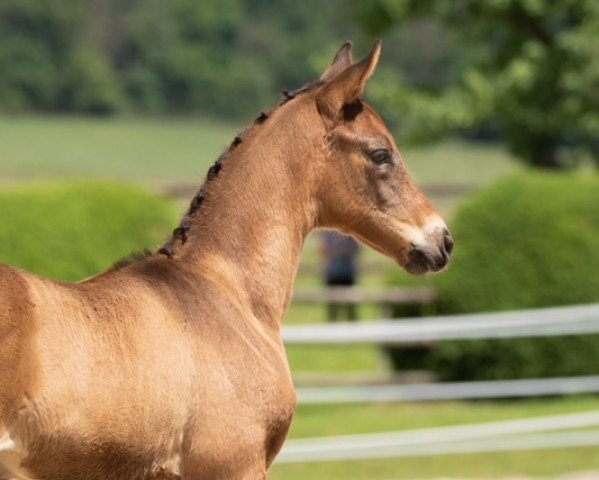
[408,215,447,249]
[0,434,15,452]
[0,432,34,480]
[424,215,448,236]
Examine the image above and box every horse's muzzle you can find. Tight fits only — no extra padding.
[405,229,453,275]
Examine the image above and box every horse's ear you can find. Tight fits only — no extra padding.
[320,41,354,82]
[316,40,382,126]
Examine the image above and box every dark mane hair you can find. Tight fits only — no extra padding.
[110,80,324,271]
[156,110,267,259]
[108,249,154,272]
[157,80,325,260]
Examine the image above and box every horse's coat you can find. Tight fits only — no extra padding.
[0,41,452,479]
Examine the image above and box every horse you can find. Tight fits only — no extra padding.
[0,41,453,480]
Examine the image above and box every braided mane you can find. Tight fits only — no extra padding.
[157,81,323,259]
[108,81,323,272]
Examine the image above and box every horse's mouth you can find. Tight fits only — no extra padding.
[404,246,451,276]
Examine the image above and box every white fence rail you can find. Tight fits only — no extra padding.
[297,375,599,404]
[277,411,599,464]
[279,304,599,463]
[282,303,599,345]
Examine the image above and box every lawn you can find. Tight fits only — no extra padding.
[1,115,596,478]
[0,115,239,183]
[0,114,521,377]
[288,397,599,439]
[272,397,599,480]
[271,446,599,480]
[0,115,518,188]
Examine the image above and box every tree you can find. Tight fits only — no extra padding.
[350,0,599,168]
[0,0,124,113]
[0,0,356,118]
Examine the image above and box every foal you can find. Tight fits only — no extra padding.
[0,41,452,479]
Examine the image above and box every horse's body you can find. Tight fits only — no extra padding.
[0,42,452,479]
[0,262,294,479]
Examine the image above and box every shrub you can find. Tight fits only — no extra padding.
[388,171,599,380]
[0,182,178,281]
[435,172,599,314]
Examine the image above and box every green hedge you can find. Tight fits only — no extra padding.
[388,172,599,380]
[0,182,177,281]
[435,172,599,314]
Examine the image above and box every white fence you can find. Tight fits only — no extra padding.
[282,303,599,345]
[277,303,599,464]
[278,411,599,463]
[297,375,599,404]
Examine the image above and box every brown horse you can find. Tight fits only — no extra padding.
[0,41,452,480]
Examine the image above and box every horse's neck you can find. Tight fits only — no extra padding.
[179,125,318,330]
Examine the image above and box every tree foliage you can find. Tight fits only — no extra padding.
[0,0,124,112]
[350,0,599,168]
[0,0,350,117]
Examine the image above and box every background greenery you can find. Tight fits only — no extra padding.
[435,172,599,314]
[351,0,599,169]
[3,0,599,170]
[271,396,599,480]
[0,114,595,479]
[0,182,177,281]
[0,0,353,117]
[431,172,599,381]
[2,0,599,477]
[388,172,599,381]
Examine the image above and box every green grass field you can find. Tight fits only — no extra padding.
[271,446,599,480]
[0,115,238,183]
[0,115,518,187]
[3,115,593,479]
[272,397,599,480]
[289,397,599,439]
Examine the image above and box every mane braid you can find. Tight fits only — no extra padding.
[158,145,238,258]
[158,80,323,259]
[279,80,324,106]
[109,249,154,272]
[254,112,268,124]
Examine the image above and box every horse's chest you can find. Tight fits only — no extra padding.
[0,433,34,480]
[194,367,296,455]
[181,359,297,476]
[1,428,182,480]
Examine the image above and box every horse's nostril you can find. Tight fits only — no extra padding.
[443,231,454,256]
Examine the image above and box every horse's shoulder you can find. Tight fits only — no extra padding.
[0,264,37,315]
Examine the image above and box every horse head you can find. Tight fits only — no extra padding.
[305,41,453,274]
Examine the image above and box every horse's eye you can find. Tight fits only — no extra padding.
[368,149,392,165]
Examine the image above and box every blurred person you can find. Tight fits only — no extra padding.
[320,231,360,322]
